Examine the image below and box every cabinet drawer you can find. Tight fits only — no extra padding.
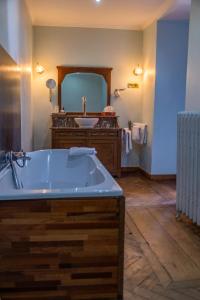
[88,140,118,173]
[52,130,87,138]
[51,129,121,177]
[88,130,118,138]
[52,140,87,149]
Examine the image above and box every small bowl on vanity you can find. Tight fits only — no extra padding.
[75,117,99,128]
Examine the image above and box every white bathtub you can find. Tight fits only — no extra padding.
[0,149,123,200]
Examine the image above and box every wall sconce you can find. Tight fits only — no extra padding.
[35,63,45,74]
[133,65,143,76]
[46,79,56,102]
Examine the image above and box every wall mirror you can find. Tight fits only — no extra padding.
[57,66,112,112]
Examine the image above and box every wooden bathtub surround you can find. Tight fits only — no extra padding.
[0,196,125,300]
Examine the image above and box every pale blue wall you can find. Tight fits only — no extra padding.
[151,20,189,174]
[61,73,107,112]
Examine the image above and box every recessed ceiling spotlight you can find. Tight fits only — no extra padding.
[96,0,101,2]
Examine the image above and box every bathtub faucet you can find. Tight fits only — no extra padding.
[0,151,8,172]
[0,151,31,189]
[8,151,31,189]
[7,152,22,189]
[10,151,31,168]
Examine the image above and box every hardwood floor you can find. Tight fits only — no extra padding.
[117,174,200,300]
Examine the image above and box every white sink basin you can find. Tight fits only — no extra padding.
[75,117,99,128]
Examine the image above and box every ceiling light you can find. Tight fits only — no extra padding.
[96,0,101,2]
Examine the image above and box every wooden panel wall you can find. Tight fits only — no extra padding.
[0,197,125,300]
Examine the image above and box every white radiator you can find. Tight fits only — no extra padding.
[177,112,200,225]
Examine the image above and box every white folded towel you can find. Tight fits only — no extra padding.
[132,123,147,144]
[123,128,133,154]
[69,147,97,156]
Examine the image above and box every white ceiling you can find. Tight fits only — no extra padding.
[163,0,191,20]
[26,0,191,30]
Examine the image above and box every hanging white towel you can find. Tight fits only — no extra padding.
[123,128,133,154]
[132,125,141,141]
[132,123,147,144]
[69,147,97,156]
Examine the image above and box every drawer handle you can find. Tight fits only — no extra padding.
[56,133,85,137]
[91,132,117,136]
[91,133,102,136]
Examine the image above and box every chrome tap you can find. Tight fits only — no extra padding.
[82,96,87,117]
[0,150,31,189]
[7,152,22,189]
[0,151,9,172]
[11,151,31,168]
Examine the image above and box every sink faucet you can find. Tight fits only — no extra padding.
[0,151,31,189]
[82,96,87,117]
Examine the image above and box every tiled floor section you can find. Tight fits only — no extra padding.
[117,173,200,300]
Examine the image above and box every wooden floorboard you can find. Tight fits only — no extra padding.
[117,174,200,300]
[129,207,200,281]
[149,207,200,270]
[125,212,172,288]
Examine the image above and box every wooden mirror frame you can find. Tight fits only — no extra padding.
[57,66,113,110]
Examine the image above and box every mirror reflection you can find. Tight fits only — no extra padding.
[61,72,107,112]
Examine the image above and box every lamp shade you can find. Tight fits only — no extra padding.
[133,65,143,76]
[35,63,45,74]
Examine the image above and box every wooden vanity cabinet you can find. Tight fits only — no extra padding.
[51,128,122,177]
